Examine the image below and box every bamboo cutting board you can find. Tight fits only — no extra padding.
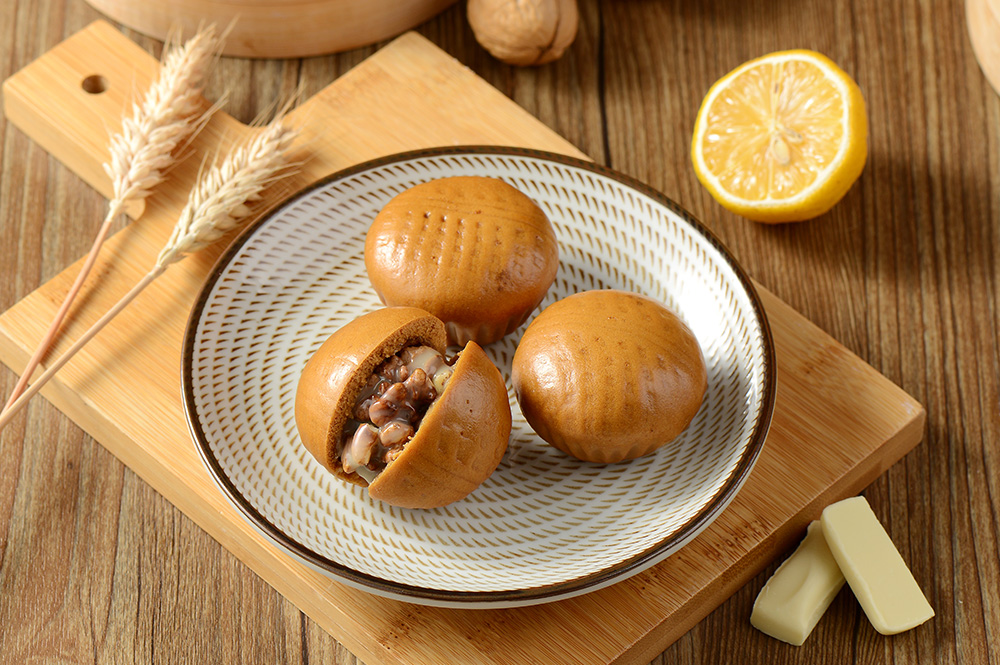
[0,22,925,665]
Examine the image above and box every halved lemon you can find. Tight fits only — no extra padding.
[691,50,868,224]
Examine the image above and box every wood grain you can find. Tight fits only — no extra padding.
[0,3,996,665]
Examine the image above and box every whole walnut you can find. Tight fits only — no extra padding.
[467,0,579,66]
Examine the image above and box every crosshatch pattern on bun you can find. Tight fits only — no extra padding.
[364,176,559,346]
[513,290,708,463]
[183,149,773,605]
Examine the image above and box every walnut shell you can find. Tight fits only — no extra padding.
[294,306,512,508]
[467,0,579,66]
[364,176,559,346]
[511,290,708,463]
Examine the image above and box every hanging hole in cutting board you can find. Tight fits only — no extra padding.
[81,74,107,94]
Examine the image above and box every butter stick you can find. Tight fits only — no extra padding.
[751,521,846,645]
[821,496,934,635]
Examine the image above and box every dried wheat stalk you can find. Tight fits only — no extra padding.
[157,121,299,267]
[106,26,221,203]
[0,119,300,430]
[1,26,221,414]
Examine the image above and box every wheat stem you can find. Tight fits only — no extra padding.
[0,27,220,415]
[0,119,299,429]
[2,201,125,412]
[0,268,165,430]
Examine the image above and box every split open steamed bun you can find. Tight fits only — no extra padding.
[295,307,512,508]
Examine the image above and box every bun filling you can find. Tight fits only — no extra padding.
[339,345,455,483]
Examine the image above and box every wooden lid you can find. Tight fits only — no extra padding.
[83,0,458,58]
[968,0,1000,95]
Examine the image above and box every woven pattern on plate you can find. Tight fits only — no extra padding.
[187,151,769,596]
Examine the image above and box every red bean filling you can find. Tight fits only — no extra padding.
[339,345,454,481]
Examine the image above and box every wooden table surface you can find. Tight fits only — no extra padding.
[1,0,997,663]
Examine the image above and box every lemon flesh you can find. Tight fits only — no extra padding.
[692,50,868,224]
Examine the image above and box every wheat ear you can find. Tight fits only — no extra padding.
[0,120,300,430]
[1,26,221,414]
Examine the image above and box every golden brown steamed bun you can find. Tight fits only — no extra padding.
[364,176,559,346]
[295,306,512,508]
[511,290,708,463]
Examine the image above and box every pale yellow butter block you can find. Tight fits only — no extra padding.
[750,521,847,645]
[821,496,934,635]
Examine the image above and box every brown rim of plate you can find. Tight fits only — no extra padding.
[181,145,777,606]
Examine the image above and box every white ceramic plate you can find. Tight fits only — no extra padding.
[183,147,775,608]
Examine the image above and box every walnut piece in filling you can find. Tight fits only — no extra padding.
[339,345,455,482]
